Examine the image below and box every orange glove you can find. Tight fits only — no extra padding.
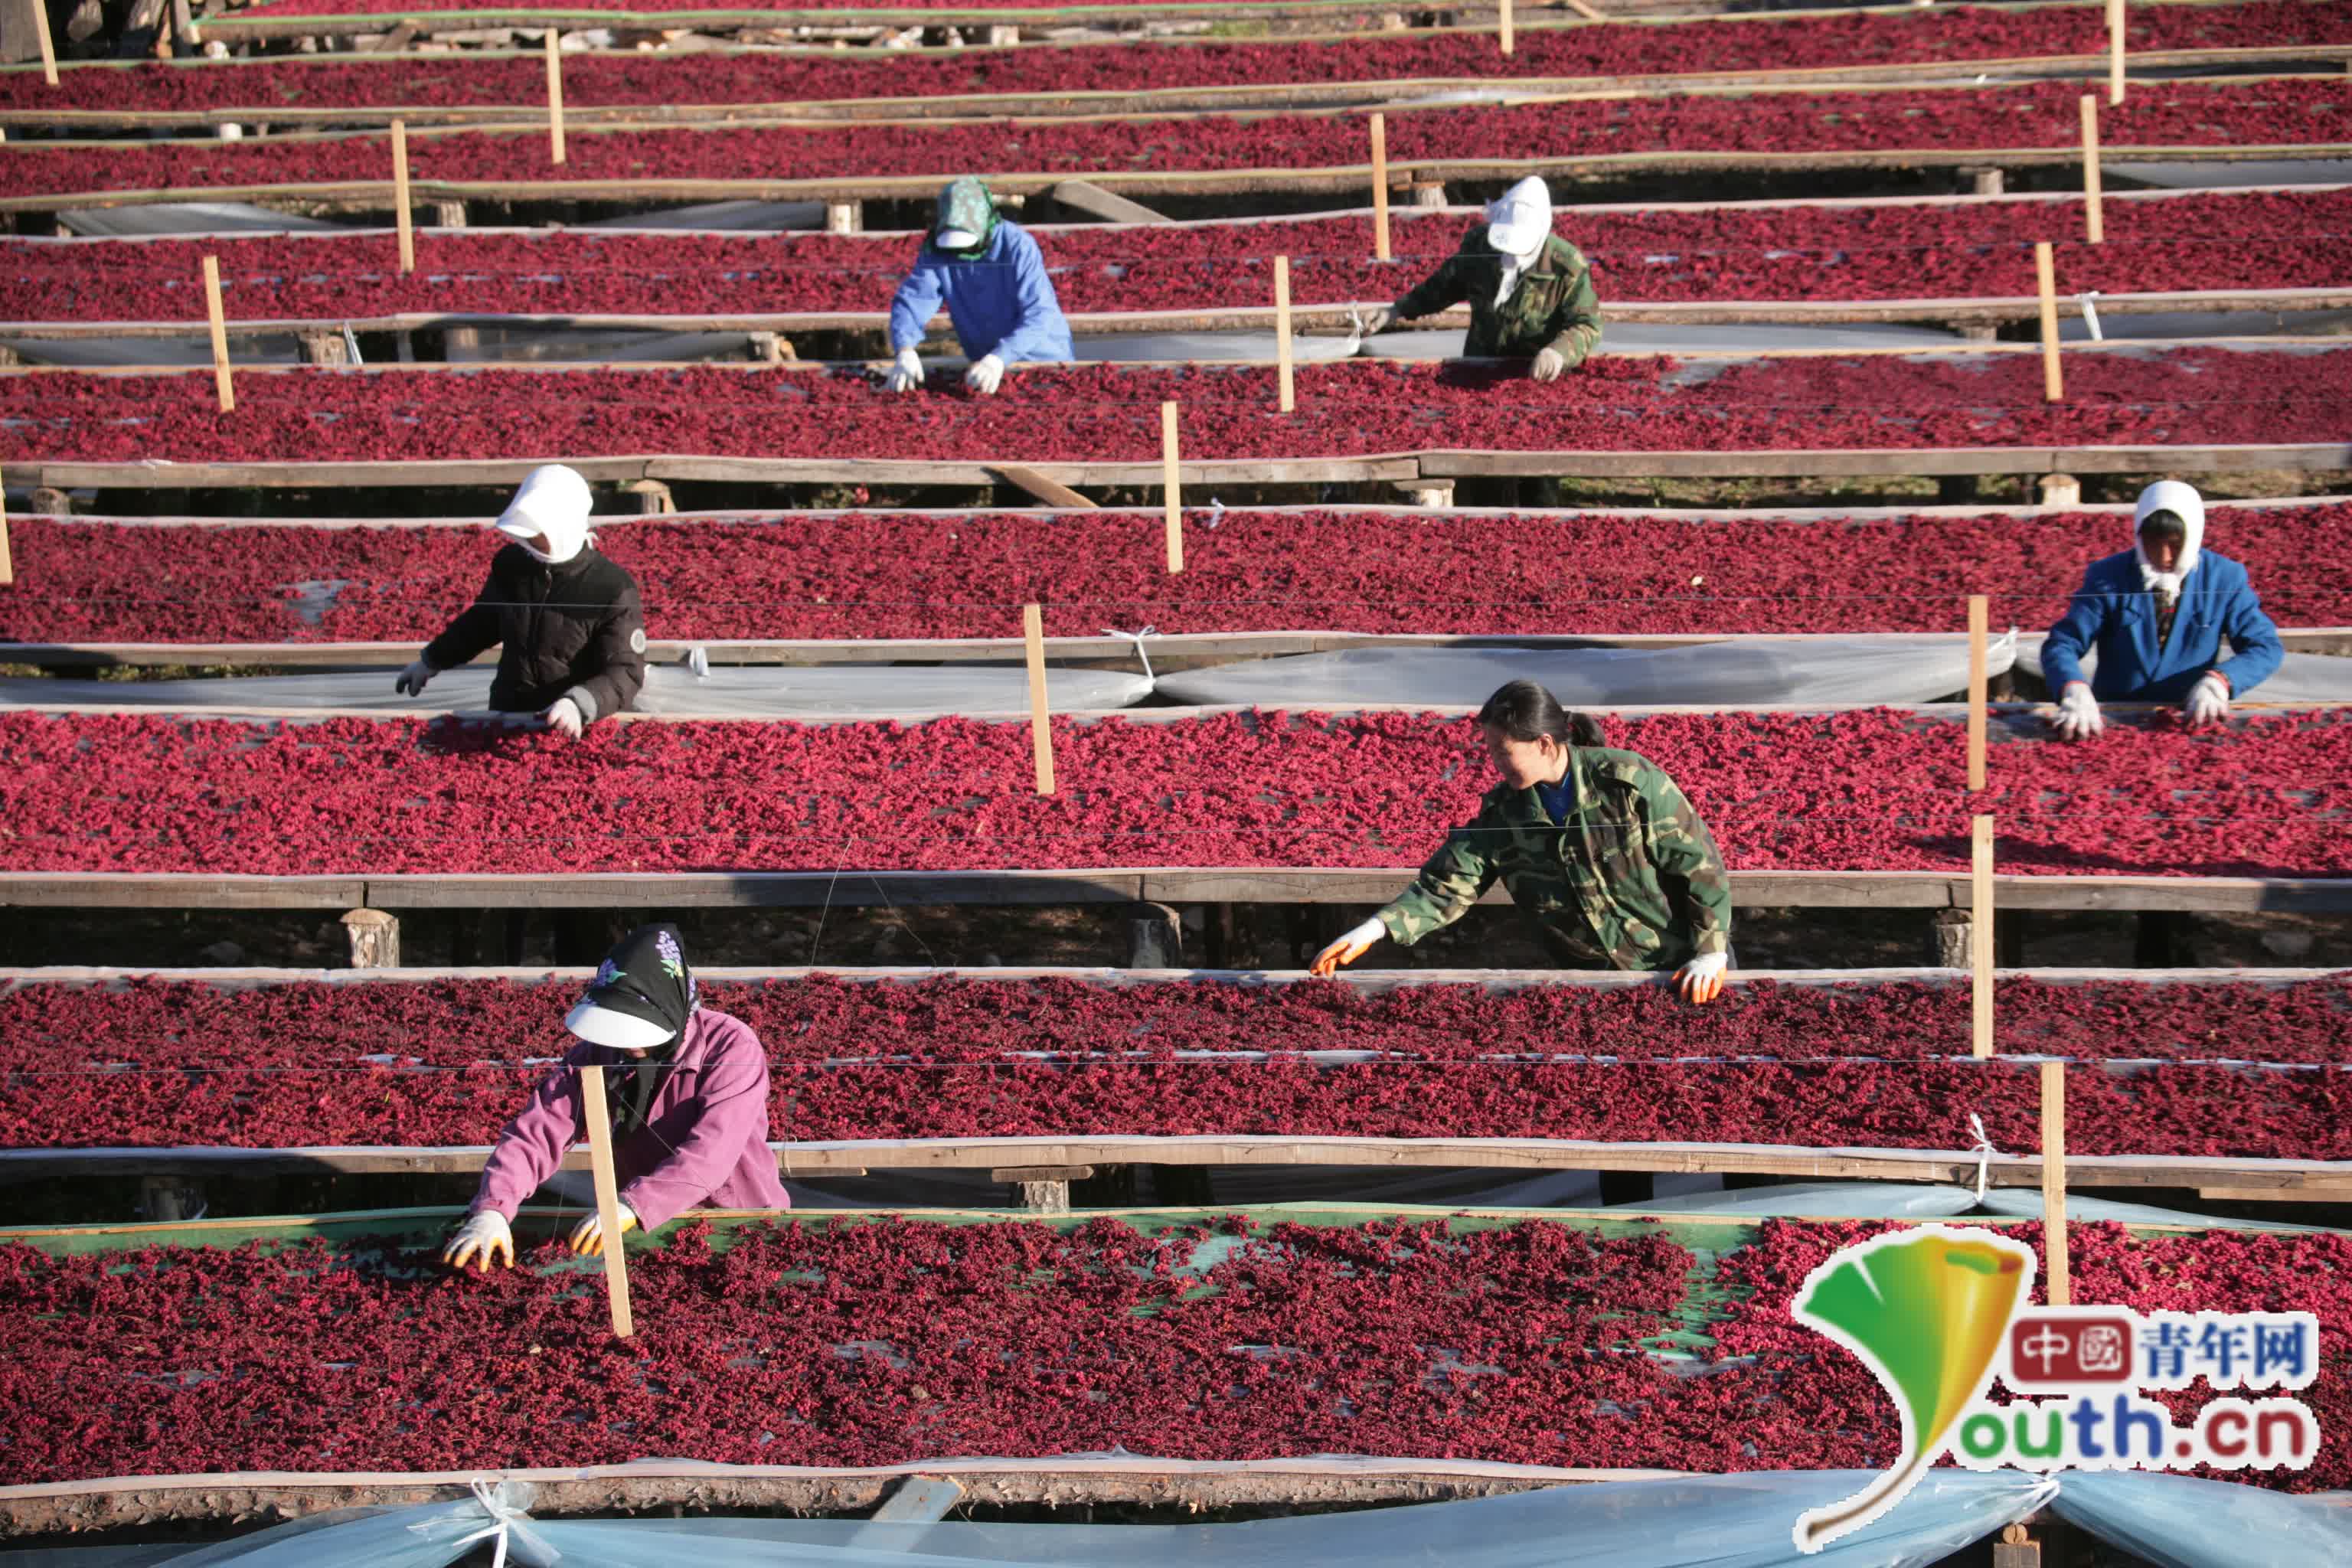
[1676,952,1728,1005]
[1309,916,1386,978]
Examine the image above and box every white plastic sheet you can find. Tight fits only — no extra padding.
[1155,635,2016,710]
[2017,639,2352,703]
[579,200,827,232]
[1357,325,1971,359]
[1606,1180,2320,1233]
[1072,331,1364,364]
[55,204,350,237]
[2050,1470,2352,1567]
[140,1468,2051,1568]
[0,663,1152,720]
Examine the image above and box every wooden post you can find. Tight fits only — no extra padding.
[2034,241,2062,403]
[340,908,400,969]
[200,255,234,413]
[2106,0,2125,105]
[1272,255,1295,413]
[1369,113,1390,263]
[0,469,11,587]
[2079,96,2103,244]
[573,1063,636,1338]
[390,119,415,274]
[32,0,57,86]
[1971,813,1994,1059]
[1161,400,1184,573]
[1021,603,1055,795]
[1966,594,1988,792]
[1498,0,1513,54]
[2040,1058,2070,1305]
[544,28,566,166]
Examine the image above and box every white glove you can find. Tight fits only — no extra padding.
[1360,306,1394,337]
[2185,671,2230,727]
[964,353,1005,395]
[542,696,584,739]
[1310,916,1387,978]
[1676,950,1728,1005]
[394,658,434,697]
[1532,347,1567,382]
[570,1201,638,1256]
[2050,681,2103,741]
[885,346,924,394]
[441,1209,513,1272]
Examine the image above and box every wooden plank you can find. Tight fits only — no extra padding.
[1369,111,1390,262]
[2042,1057,2070,1306]
[1046,179,1171,225]
[988,465,1094,509]
[390,119,413,273]
[1966,594,1988,792]
[1021,603,1054,796]
[0,874,368,909]
[544,26,565,168]
[575,1060,637,1338]
[2036,240,2063,401]
[1161,400,1183,573]
[200,255,234,413]
[1972,815,1994,1058]
[2080,93,2103,244]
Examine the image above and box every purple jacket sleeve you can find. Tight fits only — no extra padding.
[471,1044,592,1220]
[619,1030,773,1231]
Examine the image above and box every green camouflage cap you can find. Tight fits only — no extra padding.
[933,177,1000,253]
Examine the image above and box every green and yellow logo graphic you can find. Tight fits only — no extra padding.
[1789,1225,2037,1553]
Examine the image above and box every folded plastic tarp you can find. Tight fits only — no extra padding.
[579,201,827,232]
[1357,324,1970,360]
[1073,330,1365,364]
[0,335,305,369]
[2017,639,2352,703]
[129,1469,2053,1568]
[446,327,759,364]
[2048,1470,2352,1568]
[56,204,348,237]
[1612,1180,2323,1233]
[1154,635,2016,710]
[0,663,1152,720]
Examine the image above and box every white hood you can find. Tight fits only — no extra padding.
[495,464,594,566]
[2132,479,2203,599]
[1484,175,1553,261]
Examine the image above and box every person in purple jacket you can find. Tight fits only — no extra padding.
[441,923,788,1270]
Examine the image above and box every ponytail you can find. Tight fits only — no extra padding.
[1477,680,1602,749]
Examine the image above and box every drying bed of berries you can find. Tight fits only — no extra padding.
[6,3,2340,112]
[4,707,2347,877]
[2,1215,2344,1489]
[5,80,2341,198]
[7,501,2348,646]
[5,351,2347,466]
[5,973,2347,1154]
[1702,1219,2352,1491]
[8,188,2347,323]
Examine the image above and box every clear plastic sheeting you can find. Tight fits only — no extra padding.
[443,327,760,364]
[2017,639,2352,702]
[128,1468,2053,1568]
[1608,1181,2321,1233]
[0,336,305,369]
[2049,1470,2352,1568]
[1153,635,2017,710]
[0,664,1154,720]
[1357,324,1972,360]
[1072,331,1365,364]
[2107,160,2352,188]
[54,204,351,237]
[578,201,827,232]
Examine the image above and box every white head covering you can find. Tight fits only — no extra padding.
[564,998,675,1051]
[495,464,594,566]
[2132,479,2204,600]
[1484,176,1553,261]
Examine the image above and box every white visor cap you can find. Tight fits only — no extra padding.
[564,999,677,1052]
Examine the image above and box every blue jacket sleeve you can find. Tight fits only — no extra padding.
[2040,567,2109,693]
[888,250,947,354]
[984,228,1071,364]
[2210,569,2283,695]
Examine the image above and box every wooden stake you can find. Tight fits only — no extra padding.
[33,0,57,87]
[1369,113,1390,263]
[1161,400,1184,573]
[1022,603,1055,795]
[1966,594,1988,792]
[1272,255,1295,413]
[543,28,567,166]
[2079,95,2104,244]
[1971,814,1995,1059]
[0,469,12,587]
[1564,0,1603,18]
[573,1063,636,1338]
[2106,0,2125,105]
[2034,240,2062,403]
[1498,0,1513,55]
[2040,1057,2071,1305]
[390,119,415,274]
[200,255,235,413]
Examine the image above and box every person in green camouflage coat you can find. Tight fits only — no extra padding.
[1311,681,1733,1004]
[1366,176,1602,380]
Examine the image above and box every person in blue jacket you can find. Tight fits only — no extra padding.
[2042,479,2283,740]
[884,177,1073,397]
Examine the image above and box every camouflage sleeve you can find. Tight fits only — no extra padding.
[1641,769,1732,957]
[1391,252,1469,325]
[1375,810,1502,946]
[1542,251,1603,370]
